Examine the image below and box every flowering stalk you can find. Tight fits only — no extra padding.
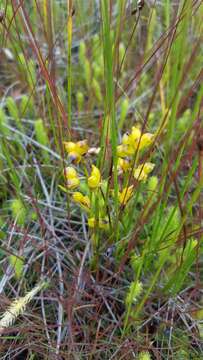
[61,127,156,261]
[123,281,143,335]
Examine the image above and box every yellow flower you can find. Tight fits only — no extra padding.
[131,126,141,141]
[122,127,141,147]
[119,128,153,157]
[88,165,101,189]
[64,166,80,189]
[118,185,134,205]
[72,192,90,211]
[117,144,134,158]
[122,133,131,145]
[64,139,89,163]
[117,158,131,173]
[64,141,76,153]
[64,166,77,178]
[64,141,81,163]
[134,162,155,182]
[138,133,153,150]
[76,140,89,155]
[88,217,109,230]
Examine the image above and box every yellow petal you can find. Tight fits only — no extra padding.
[88,165,101,189]
[142,162,155,174]
[131,126,141,141]
[139,133,153,150]
[122,133,131,145]
[64,140,88,162]
[118,158,131,173]
[64,141,77,153]
[67,177,80,189]
[122,127,141,147]
[134,168,147,181]
[64,166,78,179]
[76,140,89,155]
[64,167,80,189]
[118,185,134,205]
[134,163,155,182]
[117,144,134,157]
[117,145,126,157]
[72,192,90,210]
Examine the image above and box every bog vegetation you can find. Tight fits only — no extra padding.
[0,0,202,359]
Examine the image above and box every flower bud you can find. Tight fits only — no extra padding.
[64,167,80,189]
[88,165,101,189]
[72,192,90,211]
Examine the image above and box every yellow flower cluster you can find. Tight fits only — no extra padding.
[63,157,102,226]
[117,126,154,174]
[62,131,156,232]
[116,125,155,183]
[117,126,153,158]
